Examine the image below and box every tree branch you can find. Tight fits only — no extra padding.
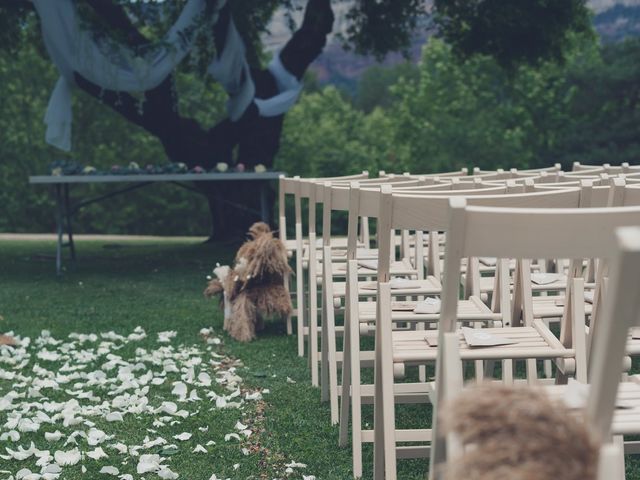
[84,0,148,46]
[280,0,335,80]
[77,0,187,146]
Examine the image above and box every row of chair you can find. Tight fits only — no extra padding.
[277,162,640,479]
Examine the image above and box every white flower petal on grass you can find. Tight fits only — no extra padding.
[54,448,81,466]
[198,426,208,433]
[99,466,119,476]
[286,377,296,384]
[87,428,108,445]
[205,440,216,446]
[245,391,262,401]
[157,402,178,415]
[109,442,128,454]
[157,331,177,343]
[15,468,39,480]
[303,476,317,480]
[285,461,308,468]
[44,430,63,442]
[234,421,248,431]
[128,327,147,341]
[86,447,108,460]
[105,412,123,422]
[173,432,192,441]
[42,464,62,475]
[137,454,163,474]
[192,444,207,453]
[17,418,40,433]
[120,475,134,480]
[233,463,240,470]
[37,350,61,361]
[197,372,211,386]
[171,382,187,400]
[224,433,241,442]
[0,430,20,442]
[158,467,179,479]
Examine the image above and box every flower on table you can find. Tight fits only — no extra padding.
[192,166,205,174]
[254,164,267,173]
[176,162,188,173]
[82,166,96,174]
[216,162,229,172]
[128,161,140,170]
[235,163,245,173]
[51,167,62,176]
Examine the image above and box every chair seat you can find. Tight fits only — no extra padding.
[330,258,417,277]
[331,276,442,299]
[531,295,594,318]
[391,320,573,364]
[302,241,368,260]
[357,296,498,323]
[544,381,640,436]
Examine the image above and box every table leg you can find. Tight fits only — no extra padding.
[64,184,76,261]
[55,184,63,276]
[260,182,269,223]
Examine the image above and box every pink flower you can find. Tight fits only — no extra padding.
[235,163,245,172]
[193,166,205,173]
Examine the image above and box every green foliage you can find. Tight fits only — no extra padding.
[354,62,419,113]
[435,0,592,68]
[388,38,578,172]
[0,38,216,236]
[553,38,640,165]
[276,32,638,180]
[343,0,425,58]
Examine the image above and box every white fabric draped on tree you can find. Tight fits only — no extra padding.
[32,0,302,152]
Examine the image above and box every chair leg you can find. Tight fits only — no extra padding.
[417,322,427,382]
[327,304,340,425]
[309,254,319,386]
[373,285,397,480]
[284,274,293,335]
[295,225,305,357]
[321,291,330,403]
[339,309,352,446]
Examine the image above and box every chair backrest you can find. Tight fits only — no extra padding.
[373,186,587,281]
[587,226,640,439]
[439,200,640,332]
[278,172,369,243]
[409,168,470,178]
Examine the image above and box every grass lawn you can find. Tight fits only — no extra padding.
[1,238,639,479]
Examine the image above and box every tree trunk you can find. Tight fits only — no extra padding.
[71,0,333,241]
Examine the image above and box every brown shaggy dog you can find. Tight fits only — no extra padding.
[204,222,292,342]
[439,384,599,480]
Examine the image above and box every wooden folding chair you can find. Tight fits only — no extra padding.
[440,226,640,480]
[410,201,640,480]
